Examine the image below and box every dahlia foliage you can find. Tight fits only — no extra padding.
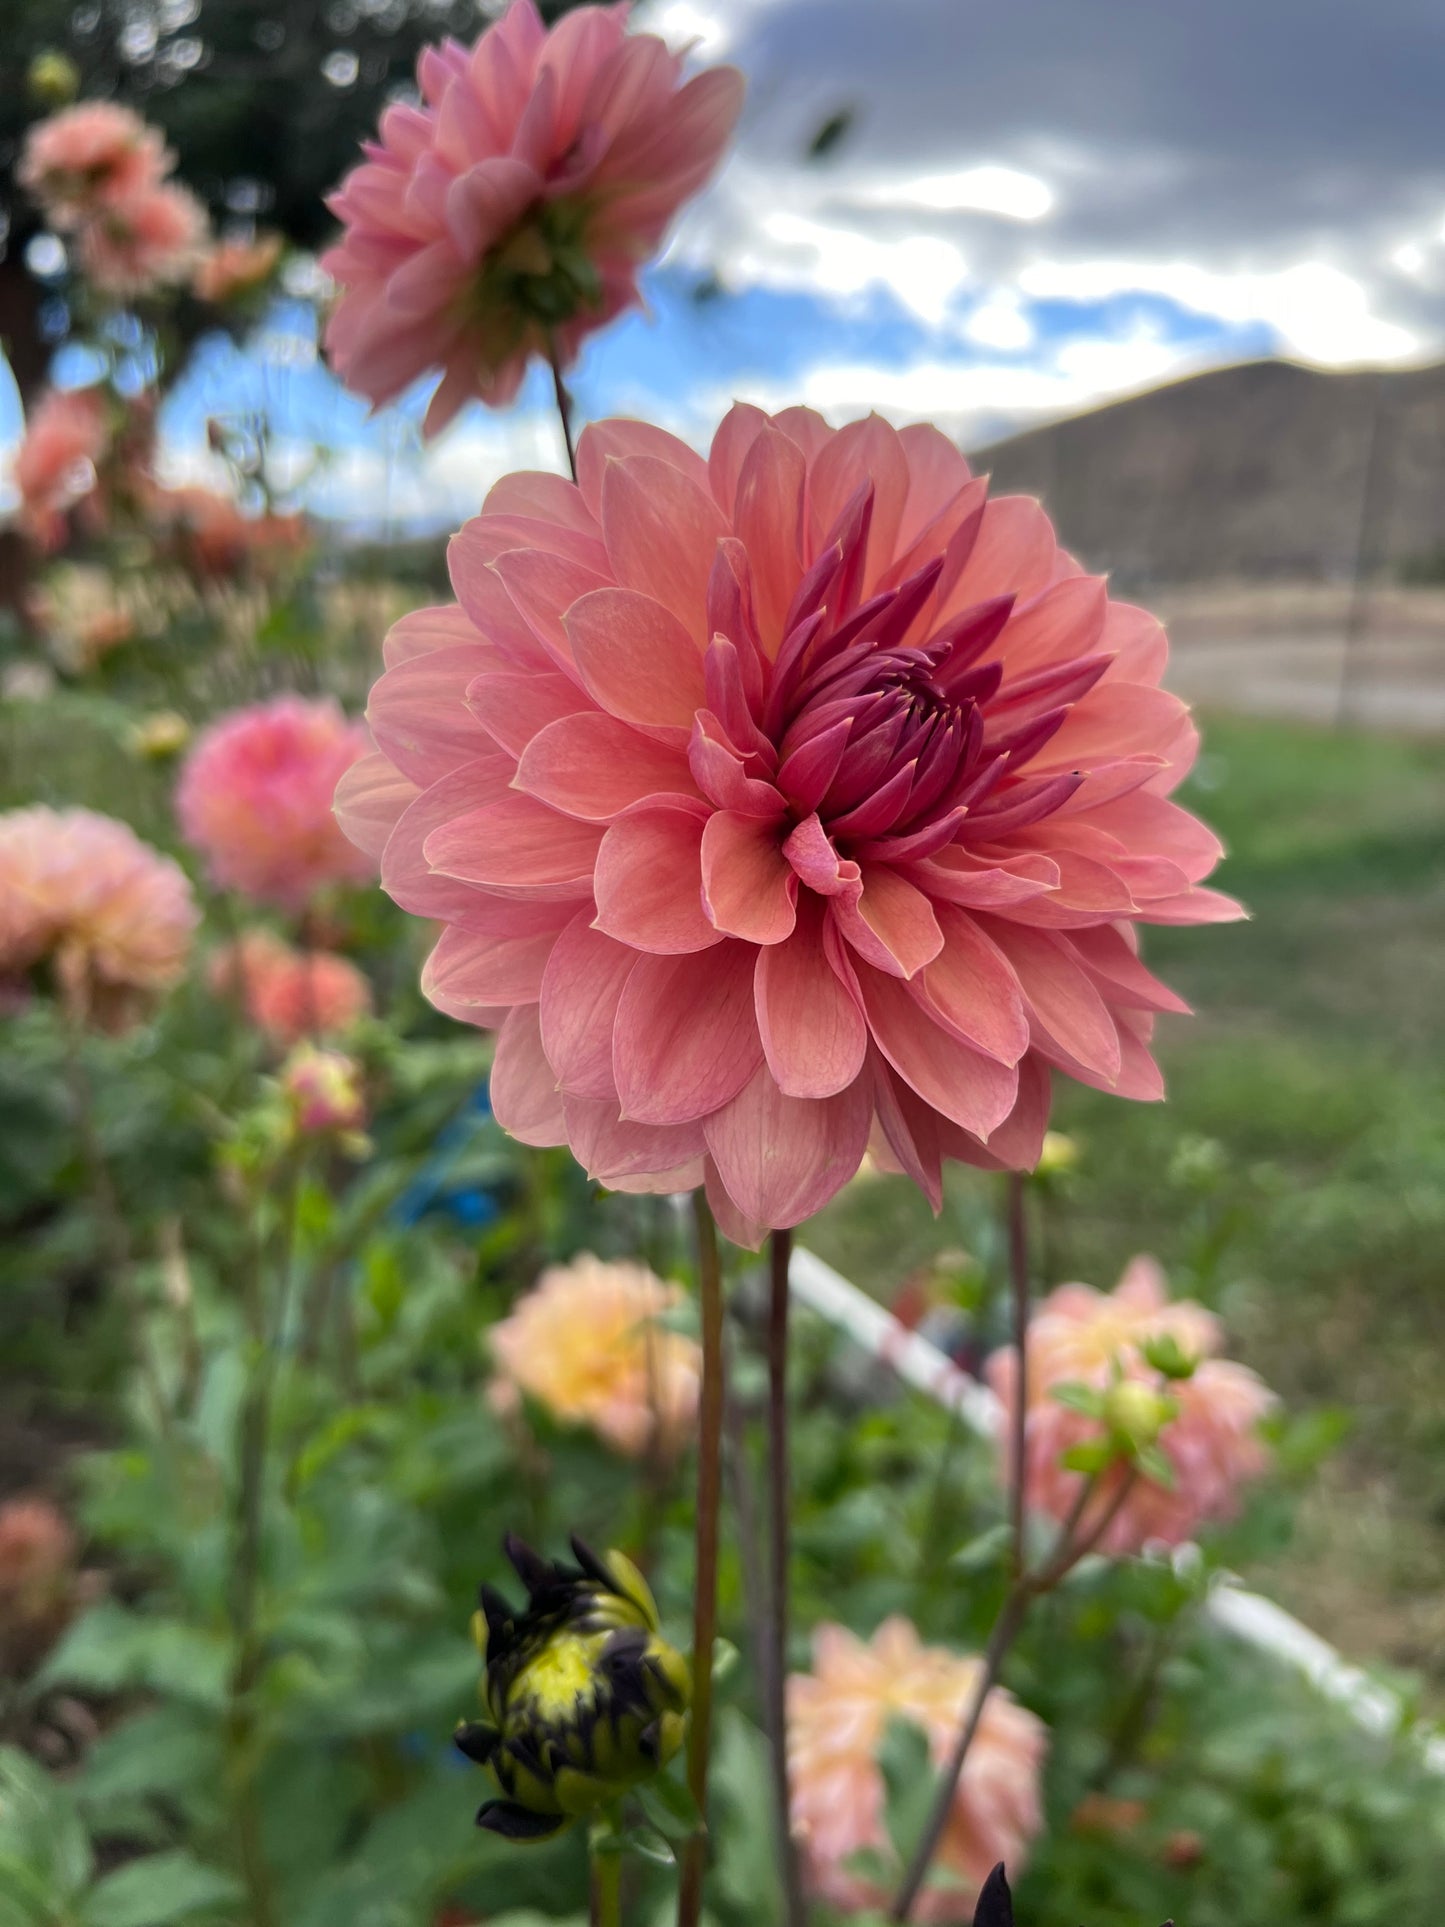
[339,406,1239,1238]
[788,1618,1046,1922]
[322,0,744,430]
[987,1257,1275,1554]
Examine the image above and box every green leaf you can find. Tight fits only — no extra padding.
[1050,1380,1106,1417]
[635,1775,701,1843]
[0,1743,94,1904]
[877,1716,935,1871]
[1134,1442,1177,1489]
[82,1853,243,1926]
[948,1523,1013,1574]
[1061,1440,1116,1475]
[1139,1332,1198,1380]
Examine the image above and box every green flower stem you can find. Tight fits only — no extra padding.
[1005,1172,1030,1577]
[590,1829,623,1927]
[677,1191,726,1927]
[766,1227,806,1927]
[548,339,579,484]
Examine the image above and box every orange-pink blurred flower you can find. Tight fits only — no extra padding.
[147,484,309,582]
[210,929,372,1044]
[488,1253,701,1458]
[12,386,110,551]
[336,407,1239,1238]
[18,101,169,229]
[77,180,208,297]
[986,1256,1275,1554]
[789,1617,1046,1922]
[177,695,374,909]
[321,0,743,433]
[0,1497,80,1673]
[193,231,283,304]
[0,804,198,1027]
[280,1042,367,1135]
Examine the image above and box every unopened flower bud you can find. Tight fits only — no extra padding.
[28,52,80,107]
[280,1042,367,1138]
[1102,1379,1175,1452]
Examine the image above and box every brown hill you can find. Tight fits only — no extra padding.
[971,357,1445,588]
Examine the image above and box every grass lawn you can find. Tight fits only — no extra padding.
[812,714,1445,1702]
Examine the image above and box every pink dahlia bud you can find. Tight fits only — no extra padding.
[788,1618,1047,1922]
[488,1253,701,1459]
[177,695,374,910]
[12,386,110,552]
[0,805,198,1028]
[76,180,209,298]
[18,101,170,230]
[320,0,744,433]
[280,1042,367,1137]
[986,1257,1276,1554]
[210,930,372,1046]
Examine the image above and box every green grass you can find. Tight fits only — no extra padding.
[813,715,1445,1697]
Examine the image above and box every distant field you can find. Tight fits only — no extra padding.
[814,714,1445,1702]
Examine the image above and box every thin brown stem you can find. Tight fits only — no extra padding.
[766,1228,806,1927]
[677,1191,726,1927]
[548,342,579,484]
[1005,1173,1029,1576]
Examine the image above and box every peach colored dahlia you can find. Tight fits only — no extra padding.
[77,180,208,298]
[789,1618,1046,1922]
[336,406,1240,1239]
[209,930,372,1045]
[0,805,198,1025]
[18,101,170,230]
[321,0,744,433]
[986,1256,1275,1555]
[12,386,110,552]
[177,695,374,910]
[489,1252,701,1458]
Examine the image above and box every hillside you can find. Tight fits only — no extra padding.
[972,357,1445,587]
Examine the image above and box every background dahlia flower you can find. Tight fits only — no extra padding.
[488,1252,701,1458]
[986,1256,1275,1554]
[18,100,170,230]
[0,805,198,1027]
[12,386,110,552]
[280,1042,368,1137]
[76,181,208,298]
[178,695,374,910]
[321,0,744,432]
[209,930,372,1045]
[338,406,1239,1239]
[789,1618,1046,1922]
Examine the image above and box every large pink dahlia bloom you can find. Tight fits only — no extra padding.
[337,406,1240,1239]
[178,696,374,910]
[986,1257,1275,1555]
[789,1618,1046,1922]
[321,0,744,433]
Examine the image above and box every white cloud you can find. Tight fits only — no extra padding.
[751,208,968,325]
[854,164,1054,222]
[960,291,1035,352]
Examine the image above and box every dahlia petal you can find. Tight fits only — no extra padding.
[1086,791,1225,883]
[1030,683,1191,774]
[1102,601,1170,684]
[484,469,598,539]
[601,453,730,640]
[755,894,867,1099]
[383,602,485,668]
[914,907,1029,1066]
[381,758,516,919]
[384,239,462,319]
[603,1157,706,1198]
[707,402,770,517]
[564,587,706,737]
[782,814,861,897]
[539,914,637,1099]
[444,156,541,258]
[869,1053,943,1210]
[985,574,1109,679]
[858,964,1020,1139]
[896,421,974,550]
[1067,924,1191,1014]
[593,804,720,955]
[703,1063,872,1228]
[576,417,711,517]
[951,1049,1052,1171]
[368,644,500,785]
[909,849,1059,909]
[732,425,806,653]
[809,415,909,598]
[490,1003,567,1147]
[446,539,555,666]
[422,913,568,1018]
[514,712,700,820]
[777,718,854,817]
[465,665,595,760]
[562,1091,706,1183]
[705,547,767,716]
[1137,886,1247,925]
[613,942,762,1126]
[981,921,1122,1083]
[703,1154,768,1251]
[423,792,601,896]
[334,749,418,861]
[700,811,797,945]
[948,495,1060,610]
[491,547,612,674]
[830,863,943,980]
[689,712,786,818]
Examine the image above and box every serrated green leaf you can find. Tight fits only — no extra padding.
[82,1852,243,1927]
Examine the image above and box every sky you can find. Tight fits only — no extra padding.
[9,0,1445,529]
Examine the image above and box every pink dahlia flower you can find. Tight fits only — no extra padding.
[76,180,208,297]
[12,386,110,551]
[177,695,374,910]
[488,1252,701,1458]
[986,1256,1275,1555]
[209,930,372,1045]
[321,0,744,432]
[789,1617,1046,1922]
[280,1042,368,1136]
[18,101,170,230]
[0,805,198,1027]
[338,408,1240,1238]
